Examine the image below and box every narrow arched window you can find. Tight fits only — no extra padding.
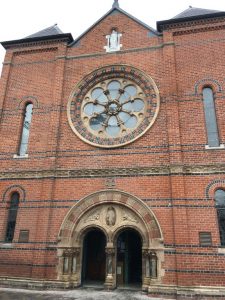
[203,88,219,147]
[19,103,33,156]
[215,189,225,246]
[5,192,20,242]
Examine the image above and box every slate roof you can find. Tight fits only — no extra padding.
[172,6,221,19]
[26,24,63,38]
[1,24,73,49]
[157,6,225,32]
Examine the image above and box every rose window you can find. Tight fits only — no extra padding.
[83,79,145,138]
[68,65,160,148]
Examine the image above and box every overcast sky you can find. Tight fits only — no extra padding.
[0,0,225,75]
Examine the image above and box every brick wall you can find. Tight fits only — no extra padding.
[0,8,225,293]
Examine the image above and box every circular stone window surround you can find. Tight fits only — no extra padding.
[67,65,160,148]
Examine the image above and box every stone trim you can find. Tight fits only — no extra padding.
[0,164,225,180]
[65,43,175,60]
[205,144,225,150]
[58,189,163,244]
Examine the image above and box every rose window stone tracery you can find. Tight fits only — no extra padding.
[83,79,145,138]
[67,65,160,148]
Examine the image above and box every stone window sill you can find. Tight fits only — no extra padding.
[13,154,28,159]
[205,144,225,150]
[0,243,14,248]
[218,247,225,254]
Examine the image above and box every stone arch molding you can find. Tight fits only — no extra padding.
[58,189,163,249]
[57,190,165,290]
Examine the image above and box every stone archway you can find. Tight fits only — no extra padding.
[57,190,164,290]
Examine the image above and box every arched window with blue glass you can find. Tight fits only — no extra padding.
[215,189,225,246]
[202,87,220,147]
[19,103,33,156]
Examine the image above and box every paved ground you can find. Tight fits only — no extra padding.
[0,287,167,300]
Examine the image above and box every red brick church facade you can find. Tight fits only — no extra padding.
[0,1,225,298]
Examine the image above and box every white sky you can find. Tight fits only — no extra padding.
[0,0,225,75]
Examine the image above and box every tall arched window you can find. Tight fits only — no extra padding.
[203,87,219,147]
[5,192,20,242]
[215,189,225,246]
[19,103,33,156]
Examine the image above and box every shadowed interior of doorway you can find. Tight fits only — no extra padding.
[82,229,106,287]
[117,229,142,288]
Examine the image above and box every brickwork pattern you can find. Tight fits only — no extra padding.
[0,8,225,298]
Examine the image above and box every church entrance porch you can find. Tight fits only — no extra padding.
[57,190,164,291]
[82,229,106,285]
[116,229,142,287]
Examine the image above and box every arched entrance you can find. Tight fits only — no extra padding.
[57,190,164,291]
[117,229,142,287]
[82,229,106,284]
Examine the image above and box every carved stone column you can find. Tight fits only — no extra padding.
[149,251,158,279]
[70,247,81,287]
[142,249,150,291]
[143,249,159,291]
[105,247,116,290]
[58,247,81,287]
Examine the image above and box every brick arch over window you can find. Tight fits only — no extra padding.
[194,78,222,95]
[2,185,26,203]
[58,189,163,248]
[206,180,225,200]
[18,96,39,109]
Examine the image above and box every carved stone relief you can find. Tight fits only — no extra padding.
[106,206,116,226]
[84,209,101,223]
[122,211,139,223]
[69,203,148,246]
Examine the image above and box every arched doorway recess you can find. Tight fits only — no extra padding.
[82,228,106,285]
[57,190,164,290]
[116,228,142,287]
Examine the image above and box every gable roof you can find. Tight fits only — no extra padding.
[70,4,159,47]
[157,6,225,32]
[26,24,63,38]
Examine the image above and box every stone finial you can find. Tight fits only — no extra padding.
[112,0,119,8]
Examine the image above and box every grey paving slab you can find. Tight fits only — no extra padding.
[0,287,168,300]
